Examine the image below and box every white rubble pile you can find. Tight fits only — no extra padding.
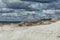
[0,21,60,40]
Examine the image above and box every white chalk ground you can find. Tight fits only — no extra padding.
[0,21,60,40]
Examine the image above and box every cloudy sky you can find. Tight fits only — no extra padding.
[1,0,60,14]
[0,0,60,22]
[1,0,60,10]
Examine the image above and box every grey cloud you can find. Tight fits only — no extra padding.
[2,0,60,10]
[21,0,57,3]
[0,8,15,13]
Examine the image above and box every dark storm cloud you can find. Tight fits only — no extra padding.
[45,1,60,10]
[21,0,57,3]
[3,1,40,11]
[6,2,30,9]
[1,0,60,11]
[0,8,15,13]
